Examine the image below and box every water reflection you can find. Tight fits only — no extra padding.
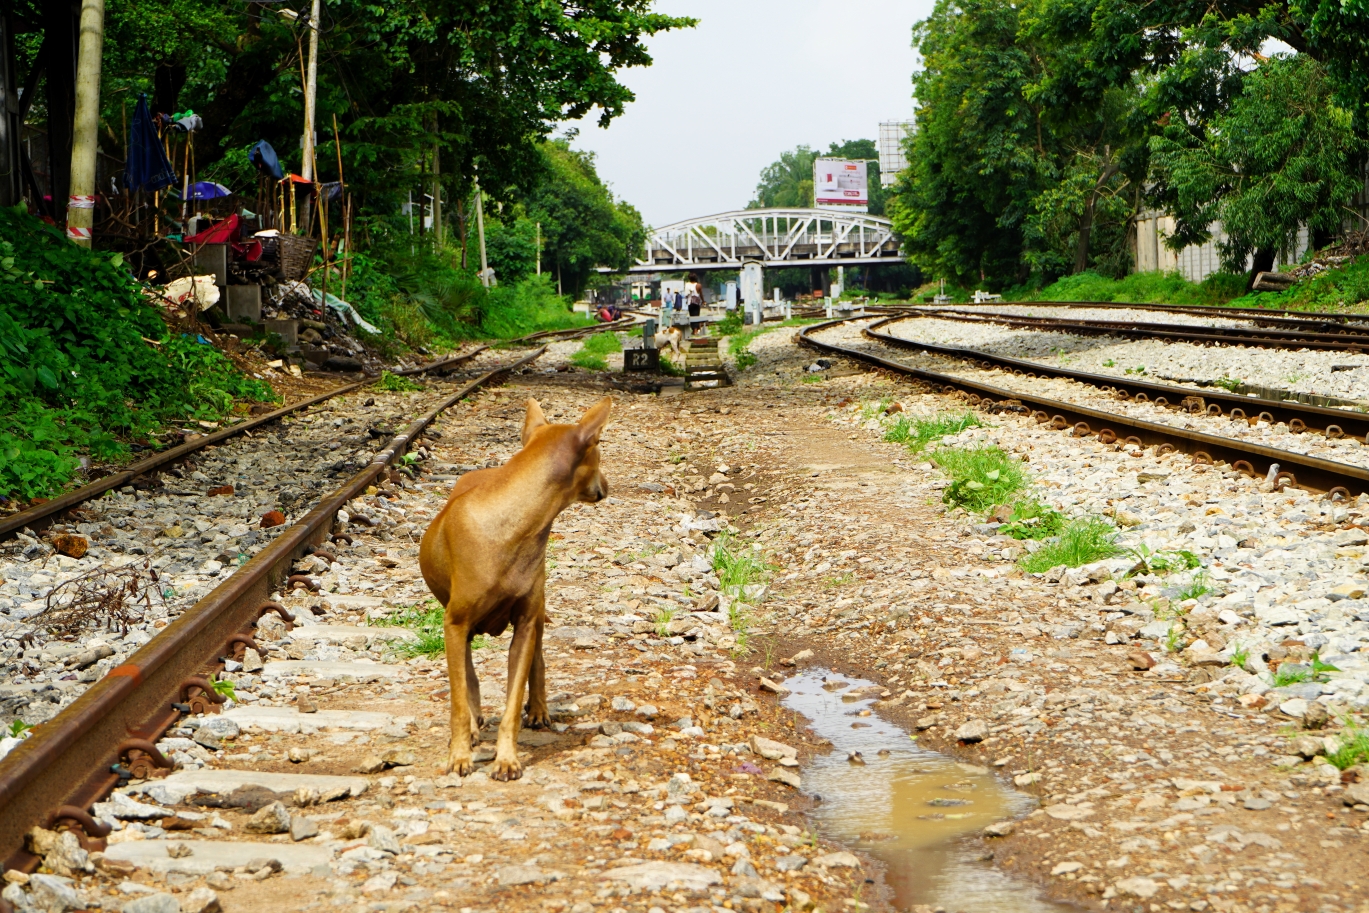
[782,670,1074,912]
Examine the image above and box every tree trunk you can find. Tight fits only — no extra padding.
[1074,163,1119,274]
[1247,248,1276,290]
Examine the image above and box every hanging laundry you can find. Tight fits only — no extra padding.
[250,141,283,180]
[171,113,203,133]
[125,94,176,193]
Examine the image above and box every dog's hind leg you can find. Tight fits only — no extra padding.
[442,612,475,777]
[524,613,549,729]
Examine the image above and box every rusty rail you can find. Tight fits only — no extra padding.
[0,348,544,872]
[864,315,1369,442]
[799,320,1369,497]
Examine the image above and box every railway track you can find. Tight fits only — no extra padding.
[0,319,631,542]
[910,305,1369,352]
[943,298,1369,334]
[798,318,1369,498]
[0,348,545,880]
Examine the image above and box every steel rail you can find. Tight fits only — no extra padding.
[864,315,1369,441]
[947,299,1369,331]
[0,348,545,872]
[798,319,1369,497]
[911,307,1369,352]
[928,304,1369,340]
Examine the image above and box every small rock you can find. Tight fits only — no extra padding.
[758,677,790,696]
[495,864,562,886]
[635,704,658,719]
[204,873,234,891]
[244,802,291,835]
[751,735,797,761]
[290,817,319,842]
[812,851,860,869]
[381,749,417,767]
[297,694,318,714]
[1302,702,1330,730]
[954,719,988,743]
[260,511,286,529]
[287,747,315,764]
[783,649,814,667]
[355,755,386,774]
[1050,861,1083,876]
[1114,876,1159,899]
[122,893,180,913]
[775,855,808,872]
[241,648,264,674]
[368,825,401,854]
[179,887,222,913]
[1330,581,1369,600]
[847,751,865,765]
[1342,782,1369,807]
[1127,651,1156,671]
[166,843,193,859]
[1013,772,1042,787]
[983,820,1015,837]
[1292,735,1326,758]
[27,873,84,912]
[768,767,801,789]
[611,696,636,712]
[1243,796,1273,810]
[51,534,89,559]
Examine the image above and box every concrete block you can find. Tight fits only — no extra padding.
[226,285,262,323]
[265,318,298,346]
[192,243,229,287]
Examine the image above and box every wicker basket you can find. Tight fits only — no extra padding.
[276,234,319,280]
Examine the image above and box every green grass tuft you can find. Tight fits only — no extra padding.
[885,412,983,454]
[374,370,422,392]
[569,330,622,371]
[931,445,1026,512]
[999,499,1067,540]
[1018,518,1124,573]
[1326,721,1369,770]
[712,532,772,594]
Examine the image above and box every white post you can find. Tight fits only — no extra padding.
[474,171,489,287]
[535,221,541,276]
[301,0,320,182]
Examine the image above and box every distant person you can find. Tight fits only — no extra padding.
[686,273,703,335]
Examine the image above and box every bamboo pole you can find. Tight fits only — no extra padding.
[66,0,105,247]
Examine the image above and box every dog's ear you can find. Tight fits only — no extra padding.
[575,396,613,450]
[522,399,548,446]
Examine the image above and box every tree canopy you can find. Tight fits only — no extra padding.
[750,139,886,215]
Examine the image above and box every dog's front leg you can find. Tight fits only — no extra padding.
[492,597,540,781]
[524,612,550,729]
[442,613,475,776]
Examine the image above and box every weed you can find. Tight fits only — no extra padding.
[860,397,894,422]
[1018,518,1123,573]
[569,331,622,372]
[1325,721,1369,770]
[932,445,1026,512]
[1130,544,1203,575]
[999,499,1066,540]
[884,412,983,454]
[825,572,855,588]
[1178,570,1211,601]
[669,452,686,464]
[6,720,31,738]
[654,605,677,637]
[802,374,824,384]
[210,677,236,701]
[372,601,446,658]
[471,633,495,650]
[716,309,744,336]
[712,532,772,595]
[1102,359,1116,367]
[374,370,422,392]
[1124,365,1147,375]
[1272,664,1311,687]
[658,351,685,377]
[1164,624,1186,653]
[1212,376,1243,392]
[1229,642,1250,670]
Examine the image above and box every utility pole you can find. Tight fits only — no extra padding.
[66,0,104,247]
[474,168,489,286]
[300,0,320,206]
[535,221,541,276]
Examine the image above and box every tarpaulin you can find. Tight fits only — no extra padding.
[185,214,240,244]
[250,140,283,180]
[125,94,176,193]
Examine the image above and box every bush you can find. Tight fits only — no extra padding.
[1019,518,1124,572]
[0,206,274,500]
[1023,270,1247,306]
[931,445,1026,512]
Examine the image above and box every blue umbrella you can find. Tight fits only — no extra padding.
[187,182,232,200]
[125,94,176,193]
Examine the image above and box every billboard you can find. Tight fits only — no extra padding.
[813,158,868,209]
[878,121,915,188]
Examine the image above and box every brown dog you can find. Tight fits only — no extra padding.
[418,396,612,780]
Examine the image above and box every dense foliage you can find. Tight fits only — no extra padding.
[0,207,274,500]
[890,0,1369,290]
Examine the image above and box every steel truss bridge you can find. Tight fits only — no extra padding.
[616,208,904,274]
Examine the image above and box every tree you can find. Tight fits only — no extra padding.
[750,140,885,214]
[1148,55,1364,279]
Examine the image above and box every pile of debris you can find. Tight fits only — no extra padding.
[1286,229,1369,280]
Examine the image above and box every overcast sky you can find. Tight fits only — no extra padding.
[566,0,931,228]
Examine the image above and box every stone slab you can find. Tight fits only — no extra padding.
[285,625,416,644]
[259,660,405,681]
[128,769,368,806]
[320,594,391,610]
[105,840,331,875]
[223,706,413,733]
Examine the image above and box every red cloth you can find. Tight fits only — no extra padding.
[185,214,240,244]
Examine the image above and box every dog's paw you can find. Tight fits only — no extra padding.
[525,708,551,729]
[441,755,474,777]
[489,756,523,781]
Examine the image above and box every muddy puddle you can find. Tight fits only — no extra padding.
[782,670,1073,912]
